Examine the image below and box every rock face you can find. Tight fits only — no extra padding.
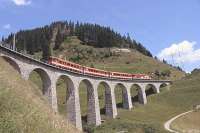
[111,48,131,53]
[0,45,171,131]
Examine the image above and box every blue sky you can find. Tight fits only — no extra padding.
[0,0,200,72]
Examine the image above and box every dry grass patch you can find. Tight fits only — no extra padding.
[0,57,80,133]
[171,111,200,133]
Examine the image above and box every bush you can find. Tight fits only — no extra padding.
[126,61,130,64]
[161,69,171,77]
[90,63,94,68]
[83,124,95,133]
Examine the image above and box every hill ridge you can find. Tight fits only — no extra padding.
[4,20,152,59]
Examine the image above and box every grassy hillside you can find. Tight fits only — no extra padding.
[1,41,199,133]
[5,21,152,58]
[52,36,185,80]
[93,68,200,132]
[28,36,188,132]
[171,111,200,132]
[0,57,80,133]
[1,55,198,133]
[1,36,189,132]
[54,63,199,132]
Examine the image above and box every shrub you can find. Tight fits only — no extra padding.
[83,124,95,133]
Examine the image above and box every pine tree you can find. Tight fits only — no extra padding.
[54,29,63,50]
[4,20,153,58]
[41,34,52,60]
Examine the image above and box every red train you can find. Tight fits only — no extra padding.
[48,56,152,80]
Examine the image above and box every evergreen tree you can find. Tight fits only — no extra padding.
[4,20,153,58]
[54,29,63,50]
[41,34,52,60]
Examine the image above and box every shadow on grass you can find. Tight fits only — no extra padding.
[82,115,87,124]
[146,88,155,96]
[131,95,139,103]
[131,88,155,104]
[117,102,123,108]
[100,108,105,114]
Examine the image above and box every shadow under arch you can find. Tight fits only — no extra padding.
[28,68,51,96]
[159,83,168,92]
[114,83,129,109]
[97,81,112,117]
[130,84,142,104]
[55,75,74,116]
[145,84,157,96]
[1,56,21,73]
[78,79,95,125]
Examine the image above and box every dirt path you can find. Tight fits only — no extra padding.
[164,110,193,133]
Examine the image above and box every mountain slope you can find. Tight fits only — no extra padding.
[0,57,80,133]
[5,21,152,58]
[4,21,185,80]
[52,36,185,80]
[94,66,200,132]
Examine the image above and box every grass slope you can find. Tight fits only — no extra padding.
[0,57,80,133]
[32,36,185,81]
[171,111,200,132]
[94,70,200,132]
[13,36,189,132]
[25,61,200,133]
[53,36,185,80]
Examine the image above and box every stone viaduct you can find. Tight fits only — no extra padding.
[0,45,171,130]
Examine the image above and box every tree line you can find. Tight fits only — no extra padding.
[4,21,152,60]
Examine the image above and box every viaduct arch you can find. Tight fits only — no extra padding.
[1,55,21,73]
[0,45,171,131]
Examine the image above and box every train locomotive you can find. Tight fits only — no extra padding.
[48,56,152,80]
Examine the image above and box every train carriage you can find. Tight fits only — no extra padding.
[48,57,83,73]
[48,56,152,80]
[84,67,110,77]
